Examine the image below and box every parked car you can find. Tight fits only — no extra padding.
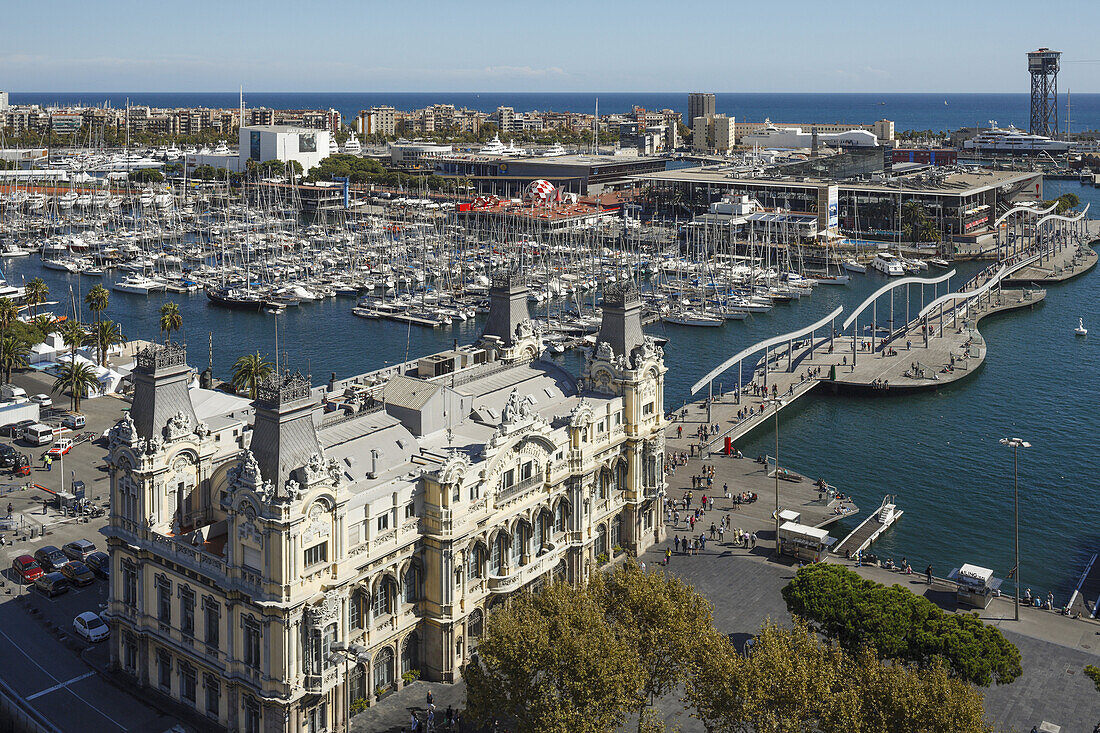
[3,420,35,438]
[47,438,73,458]
[21,424,54,447]
[34,545,68,572]
[34,572,69,597]
[61,413,86,429]
[62,539,96,562]
[11,555,44,584]
[85,551,110,579]
[60,561,95,587]
[73,612,109,642]
[0,443,18,468]
[30,394,52,407]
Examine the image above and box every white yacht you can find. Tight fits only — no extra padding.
[871,252,905,276]
[328,136,340,156]
[963,123,1072,155]
[480,135,508,155]
[113,274,167,294]
[341,136,362,154]
[534,142,567,157]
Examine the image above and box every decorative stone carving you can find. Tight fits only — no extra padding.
[501,387,536,425]
[569,398,594,428]
[438,450,471,485]
[595,341,614,362]
[135,341,187,372]
[326,457,341,484]
[146,433,164,455]
[164,410,193,442]
[306,589,341,628]
[516,319,534,339]
[108,412,137,452]
[302,501,331,545]
[256,369,312,407]
[283,479,303,502]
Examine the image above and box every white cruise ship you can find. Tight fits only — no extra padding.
[341,136,362,154]
[963,123,1071,155]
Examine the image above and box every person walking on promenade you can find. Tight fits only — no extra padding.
[718,525,725,543]
[750,532,757,549]
[677,425,682,438]
[674,535,681,553]
[665,547,672,566]
[926,564,933,585]
[709,522,716,540]
[6,502,11,518]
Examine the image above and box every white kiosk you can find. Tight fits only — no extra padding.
[948,563,1003,609]
[778,521,833,563]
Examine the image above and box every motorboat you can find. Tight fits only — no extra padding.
[1075,318,1087,336]
[842,259,867,274]
[664,309,723,327]
[929,258,950,268]
[871,253,905,276]
[341,136,362,155]
[113,274,167,294]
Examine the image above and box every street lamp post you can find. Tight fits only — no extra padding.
[763,397,784,551]
[1000,437,1031,621]
[330,641,370,731]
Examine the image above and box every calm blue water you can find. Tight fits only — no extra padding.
[3,181,1098,598]
[9,92,1100,134]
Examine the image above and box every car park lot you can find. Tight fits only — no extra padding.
[0,371,178,731]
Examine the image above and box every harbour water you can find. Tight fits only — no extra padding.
[2,182,1097,598]
[10,91,1100,134]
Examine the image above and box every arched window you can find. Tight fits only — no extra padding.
[401,632,419,674]
[510,523,525,565]
[373,647,394,690]
[538,511,552,549]
[403,565,421,603]
[554,501,569,533]
[466,545,483,579]
[489,534,502,576]
[611,515,623,550]
[616,461,628,493]
[598,470,610,500]
[468,609,484,639]
[596,524,607,557]
[372,577,396,617]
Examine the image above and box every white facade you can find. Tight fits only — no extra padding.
[388,141,453,166]
[239,125,332,173]
[0,91,8,111]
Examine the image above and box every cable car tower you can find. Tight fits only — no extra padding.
[1028,48,1060,137]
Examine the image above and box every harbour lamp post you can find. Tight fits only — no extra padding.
[330,641,370,730]
[999,437,1031,621]
[763,397,784,552]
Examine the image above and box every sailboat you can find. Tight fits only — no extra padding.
[1075,318,1087,336]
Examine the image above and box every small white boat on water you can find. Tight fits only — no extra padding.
[1075,318,1087,336]
[929,258,950,268]
[842,259,867,274]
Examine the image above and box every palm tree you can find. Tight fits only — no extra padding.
[85,285,109,327]
[0,335,30,383]
[231,351,273,399]
[61,321,86,361]
[51,361,100,412]
[92,319,123,367]
[32,314,60,340]
[24,278,48,319]
[159,301,182,343]
[0,297,18,345]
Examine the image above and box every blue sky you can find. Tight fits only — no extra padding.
[5,0,1100,93]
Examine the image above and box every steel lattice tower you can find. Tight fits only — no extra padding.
[1028,48,1060,137]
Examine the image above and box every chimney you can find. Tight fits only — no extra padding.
[480,271,531,346]
[596,281,645,360]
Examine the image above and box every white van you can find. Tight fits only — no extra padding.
[1,384,28,401]
[21,423,55,446]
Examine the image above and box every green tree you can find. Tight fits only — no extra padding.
[159,301,182,343]
[60,321,86,361]
[129,168,165,183]
[24,277,49,318]
[51,360,100,412]
[782,564,1021,686]
[0,335,30,383]
[92,319,123,367]
[231,351,273,399]
[688,619,991,733]
[0,297,19,345]
[85,284,109,328]
[464,580,642,733]
[32,314,60,340]
[598,562,715,731]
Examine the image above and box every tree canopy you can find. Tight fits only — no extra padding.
[688,619,992,733]
[782,564,1021,686]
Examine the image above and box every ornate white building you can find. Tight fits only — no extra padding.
[103,276,666,732]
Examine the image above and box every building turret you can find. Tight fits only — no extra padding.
[594,281,645,361]
[248,370,323,493]
[478,272,539,361]
[129,341,197,443]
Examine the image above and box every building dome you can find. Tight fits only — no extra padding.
[524,179,556,203]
